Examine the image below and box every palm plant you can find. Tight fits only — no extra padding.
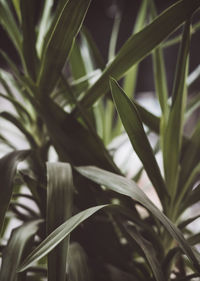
[0,0,200,280]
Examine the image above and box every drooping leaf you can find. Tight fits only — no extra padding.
[0,150,29,235]
[76,165,200,272]
[46,162,73,281]
[37,0,91,96]
[0,220,41,281]
[0,111,37,148]
[73,0,200,114]
[18,205,107,272]
[110,78,168,205]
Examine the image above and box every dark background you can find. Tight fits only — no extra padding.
[0,0,200,94]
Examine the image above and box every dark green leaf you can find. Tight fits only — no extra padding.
[123,0,148,98]
[37,0,91,95]
[126,224,165,281]
[0,112,37,148]
[76,165,200,272]
[46,162,73,281]
[163,20,190,198]
[0,0,22,56]
[0,150,29,235]
[73,0,200,113]
[0,220,41,281]
[39,98,119,172]
[110,78,168,204]
[20,0,38,79]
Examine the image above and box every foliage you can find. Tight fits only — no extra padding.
[0,0,200,280]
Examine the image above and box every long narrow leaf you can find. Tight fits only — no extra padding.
[0,220,41,281]
[73,0,200,114]
[110,78,168,204]
[36,0,53,57]
[20,0,38,79]
[163,20,190,198]
[76,165,200,272]
[0,0,22,56]
[18,205,107,272]
[46,162,73,281]
[126,224,165,281]
[0,150,29,235]
[37,0,91,95]
[123,0,148,98]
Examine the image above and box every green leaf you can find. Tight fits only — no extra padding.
[73,0,200,114]
[163,20,190,199]
[126,224,165,281]
[68,243,91,281]
[151,1,168,115]
[0,150,29,235]
[39,98,119,173]
[36,0,53,57]
[20,0,38,79]
[69,40,89,93]
[81,27,105,70]
[0,0,22,56]
[134,102,160,134]
[0,220,41,281]
[178,120,200,196]
[12,0,21,24]
[37,0,91,96]
[76,165,200,272]
[108,8,121,62]
[0,112,37,148]
[110,78,168,205]
[0,92,32,123]
[46,162,73,281]
[123,0,148,98]
[18,205,107,272]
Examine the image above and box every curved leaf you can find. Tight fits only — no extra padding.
[0,220,41,281]
[38,0,91,95]
[18,205,107,272]
[0,150,29,235]
[126,224,165,281]
[76,165,200,272]
[73,0,200,113]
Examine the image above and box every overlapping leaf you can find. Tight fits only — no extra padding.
[46,162,73,281]
[73,0,200,114]
[0,150,29,235]
[76,165,200,272]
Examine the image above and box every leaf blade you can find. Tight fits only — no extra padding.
[110,78,168,204]
[46,162,73,281]
[18,205,107,272]
[37,0,91,95]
